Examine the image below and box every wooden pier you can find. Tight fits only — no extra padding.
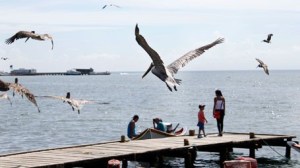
[0,132,296,168]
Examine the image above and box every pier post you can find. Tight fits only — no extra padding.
[249,132,256,158]
[184,151,193,168]
[190,147,197,163]
[219,147,231,167]
[249,147,255,158]
[286,138,292,158]
[122,160,127,168]
[158,155,164,167]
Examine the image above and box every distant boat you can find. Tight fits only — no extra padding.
[66,69,81,75]
[120,72,129,75]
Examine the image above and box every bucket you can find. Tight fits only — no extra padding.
[189,129,195,136]
[236,157,257,168]
[107,159,121,168]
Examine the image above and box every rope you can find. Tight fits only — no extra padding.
[261,139,289,160]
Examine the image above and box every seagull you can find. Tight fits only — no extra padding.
[0,92,12,106]
[1,57,8,60]
[135,24,224,91]
[102,4,120,9]
[256,58,269,75]
[262,34,273,43]
[5,31,54,50]
[37,92,109,114]
[0,78,40,112]
[0,79,10,91]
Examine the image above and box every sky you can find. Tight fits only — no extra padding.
[0,0,299,72]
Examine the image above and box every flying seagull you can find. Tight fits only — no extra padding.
[256,58,269,75]
[135,24,224,91]
[1,57,8,60]
[5,31,54,50]
[262,34,273,43]
[37,92,109,114]
[0,92,12,106]
[102,4,120,9]
[0,78,40,112]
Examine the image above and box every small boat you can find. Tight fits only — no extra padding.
[66,69,81,75]
[287,141,300,153]
[133,127,187,140]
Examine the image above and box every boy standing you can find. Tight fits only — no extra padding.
[197,104,208,138]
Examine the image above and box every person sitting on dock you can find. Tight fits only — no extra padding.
[153,118,166,132]
[127,115,139,139]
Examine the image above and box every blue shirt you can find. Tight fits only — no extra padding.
[127,120,136,138]
[156,122,166,132]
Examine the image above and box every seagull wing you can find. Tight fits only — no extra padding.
[167,38,224,76]
[112,4,121,8]
[135,24,166,74]
[37,95,78,111]
[37,95,65,100]
[5,31,34,44]
[8,83,40,112]
[262,65,269,75]
[41,34,54,50]
[267,34,272,42]
[255,58,264,65]
[0,79,10,91]
[0,93,12,106]
[37,96,90,113]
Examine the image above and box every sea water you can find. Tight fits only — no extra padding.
[0,70,299,167]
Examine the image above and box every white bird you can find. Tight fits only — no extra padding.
[135,24,224,91]
[102,4,120,9]
[256,58,269,75]
[0,78,40,112]
[5,31,54,50]
[262,34,273,43]
[0,92,12,106]
[37,92,109,114]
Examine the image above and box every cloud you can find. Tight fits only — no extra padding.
[1,0,299,33]
[0,0,299,71]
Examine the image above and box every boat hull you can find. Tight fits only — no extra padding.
[133,127,186,140]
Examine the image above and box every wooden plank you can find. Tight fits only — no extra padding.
[0,132,296,168]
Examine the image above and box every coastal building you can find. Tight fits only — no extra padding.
[10,68,37,76]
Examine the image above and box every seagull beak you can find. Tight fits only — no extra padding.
[142,63,154,78]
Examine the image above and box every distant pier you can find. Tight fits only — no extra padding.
[0,132,296,168]
[4,68,111,76]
